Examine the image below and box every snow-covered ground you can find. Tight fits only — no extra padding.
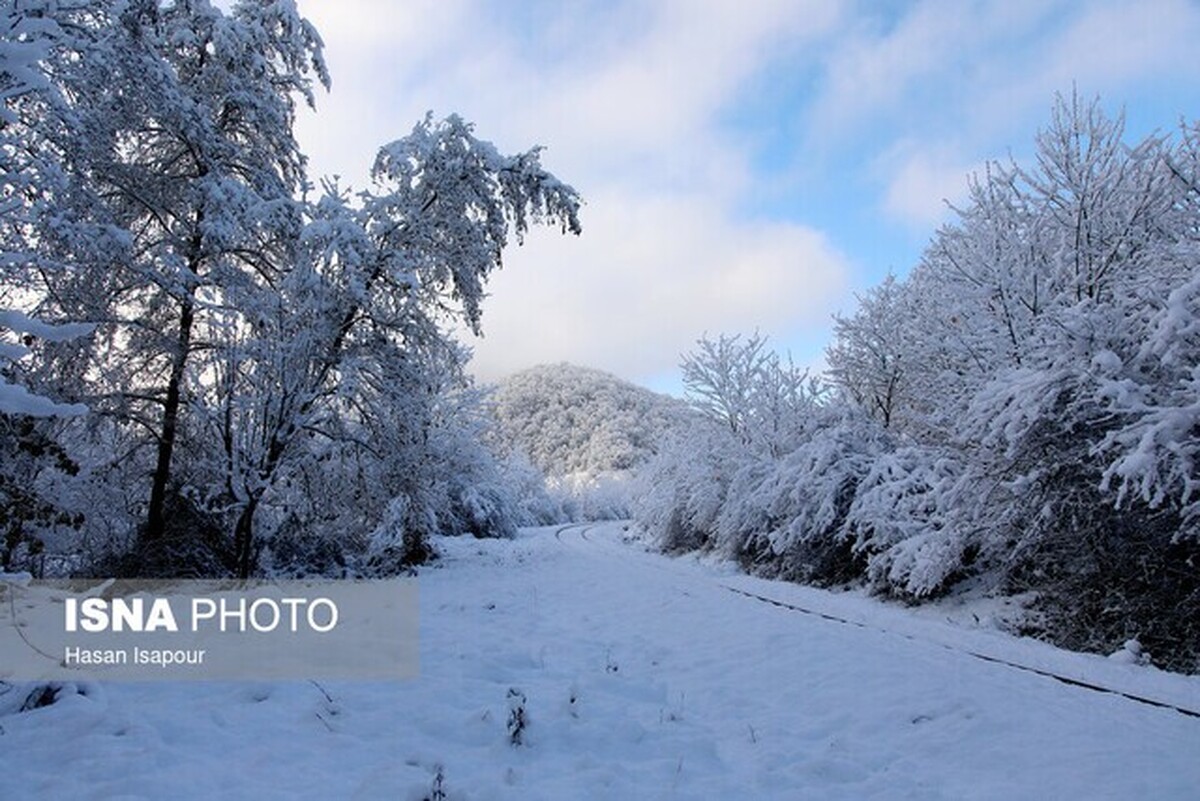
[2,521,1198,800]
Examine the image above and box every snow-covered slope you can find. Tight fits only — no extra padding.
[490,363,691,478]
[2,522,1198,800]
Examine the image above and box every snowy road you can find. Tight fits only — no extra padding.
[3,521,1199,799]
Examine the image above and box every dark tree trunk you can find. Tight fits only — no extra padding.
[233,494,259,578]
[143,293,195,542]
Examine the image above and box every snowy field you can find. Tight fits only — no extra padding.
[2,521,1199,800]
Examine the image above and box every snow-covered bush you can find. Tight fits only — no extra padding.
[632,332,831,557]
[1095,266,1200,539]
[635,339,883,586]
[954,364,1200,670]
[495,450,572,527]
[843,444,966,598]
[260,514,349,579]
[632,418,741,552]
[363,496,437,573]
[0,313,91,577]
[548,472,635,521]
[359,386,547,573]
[717,408,888,585]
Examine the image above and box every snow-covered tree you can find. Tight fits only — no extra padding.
[1092,121,1200,537]
[0,2,98,574]
[847,94,1197,663]
[1,2,582,578]
[636,94,1200,669]
[681,332,820,457]
[633,415,741,552]
[3,0,329,572]
[634,334,839,561]
[827,275,913,430]
[217,117,580,573]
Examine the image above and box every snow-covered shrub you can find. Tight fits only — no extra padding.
[0,681,96,715]
[424,765,448,801]
[88,488,235,579]
[355,375,582,576]
[1008,497,1200,672]
[944,360,1200,669]
[633,333,828,558]
[632,419,741,552]
[363,496,437,573]
[495,450,571,527]
[549,471,634,521]
[261,514,349,579]
[506,687,528,746]
[636,340,887,585]
[724,408,888,585]
[0,311,93,576]
[442,482,518,540]
[843,445,967,598]
[0,415,85,577]
[1094,267,1200,539]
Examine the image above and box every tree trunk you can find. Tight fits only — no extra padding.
[143,293,195,542]
[233,494,259,578]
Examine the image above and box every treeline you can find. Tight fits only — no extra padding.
[0,1,579,578]
[633,96,1200,673]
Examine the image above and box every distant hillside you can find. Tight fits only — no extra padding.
[490,363,691,478]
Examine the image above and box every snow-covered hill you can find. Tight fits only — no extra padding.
[490,363,692,479]
[3,522,1198,799]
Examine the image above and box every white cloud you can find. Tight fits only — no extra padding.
[804,0,1200,242]
[810,2,973,136]
[962,0,1200,136]
[464,189,851,383]
[1045,1,1200,90]
[879,143,983,230]
[288,0,1200,387]
[293,0,851,384]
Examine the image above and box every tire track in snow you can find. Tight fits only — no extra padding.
[553,522,593,542]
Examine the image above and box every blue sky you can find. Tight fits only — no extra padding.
[292,0,1200,393]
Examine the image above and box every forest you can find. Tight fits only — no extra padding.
[2,2,1198,673]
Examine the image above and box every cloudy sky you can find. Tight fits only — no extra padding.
[292,0,1200,392]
